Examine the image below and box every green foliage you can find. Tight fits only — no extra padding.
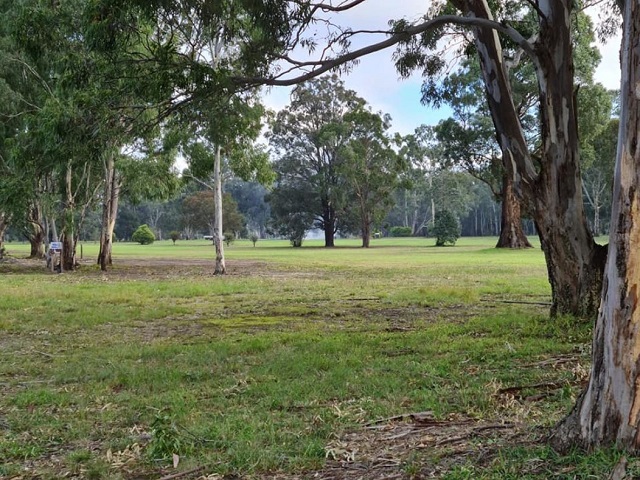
[169,230,180,244]
[340,107,407,245]
[431,210,460,246]
[147,413,193,463]
[268,75,364,246]
[267,182,315,247]
[390,226,412,237]
[181,190,245,236]
[132,224,155,245]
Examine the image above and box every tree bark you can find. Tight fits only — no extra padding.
[553,0,640,450]
[495,173,532,248]
[27,203,45,259]
[98,152,121,271]
[0,213,6,258]
[321,198,336,247]
[61,162,77,271]
[213,145,226,275]
[361,204,371,248]
[459,0,605,317]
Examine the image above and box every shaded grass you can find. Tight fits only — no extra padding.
[0,237,619,478]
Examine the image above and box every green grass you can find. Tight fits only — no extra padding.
[0,237,630,478]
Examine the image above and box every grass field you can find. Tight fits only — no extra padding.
[0,237,634,479]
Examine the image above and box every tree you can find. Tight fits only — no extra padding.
[0,212,7,258]
[340,108,407,247]
[431,209,460,246]
[227,180,270,238]
[552,0,640,453]
[249,232,259,247]
[132,224,155,245]
[268,75,362,248]
[181,190,245,238]
[268,181,316,248]
[577,85,618,236]
[431,59,533,249]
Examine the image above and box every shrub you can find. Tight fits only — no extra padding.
[224,232,235,247]
[390,226,412,237]
[132,224,155,245]
[249,232,259,247]
[430,210,460,246]
[169,231,180,245]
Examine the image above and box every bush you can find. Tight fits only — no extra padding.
[169,231,180,245]
[249,232,259,247]
[430,210,460,246]
[224,232,235,247]
[390,226,412,237]
[132,224,155,245]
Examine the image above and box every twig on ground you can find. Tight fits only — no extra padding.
[364,411,435,427]
[157,466,205,480]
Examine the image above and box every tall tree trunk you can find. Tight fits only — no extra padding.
[530,0,607,317]
[27,203,45,259]
[552,1,640,450]
[361,201,371,248]
[458,0,605,317]
[0,213,6,258]
[98,153,120,271]
[61,162,76,271]
[593,190,601,236]
[213,145,226,275]
[496,174,532,248]
[322,199,336,247]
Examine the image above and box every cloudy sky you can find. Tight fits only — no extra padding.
[261,1,622,137]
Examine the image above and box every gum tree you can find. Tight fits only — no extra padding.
[552,0,640,453]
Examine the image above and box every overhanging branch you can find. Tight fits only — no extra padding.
[234,14,537,87]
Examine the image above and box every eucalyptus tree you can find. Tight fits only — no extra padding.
[339,109,405,247]
[0,0,51,258]
[268,75,363,247]
[551,0,640,453]
[392,126,437,235]
[1,0,180,270]
[576,85,618,236]
[431,60,533,249]
[181,93,271,273]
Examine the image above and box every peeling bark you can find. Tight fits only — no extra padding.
[456,0,604,317]
[26,203,45,259]
[553,0,640,451]
[495,173,532,249]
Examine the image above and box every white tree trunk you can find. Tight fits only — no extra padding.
[98,152,120,271]
[213,144,226,275]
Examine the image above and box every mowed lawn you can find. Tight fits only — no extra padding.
[0,237,633,479]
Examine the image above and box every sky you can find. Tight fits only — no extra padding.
[260,1,622,138]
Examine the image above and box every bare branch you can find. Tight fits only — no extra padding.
[235,14,536,87]
[523,0,547,20]
[309,0,367,13]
